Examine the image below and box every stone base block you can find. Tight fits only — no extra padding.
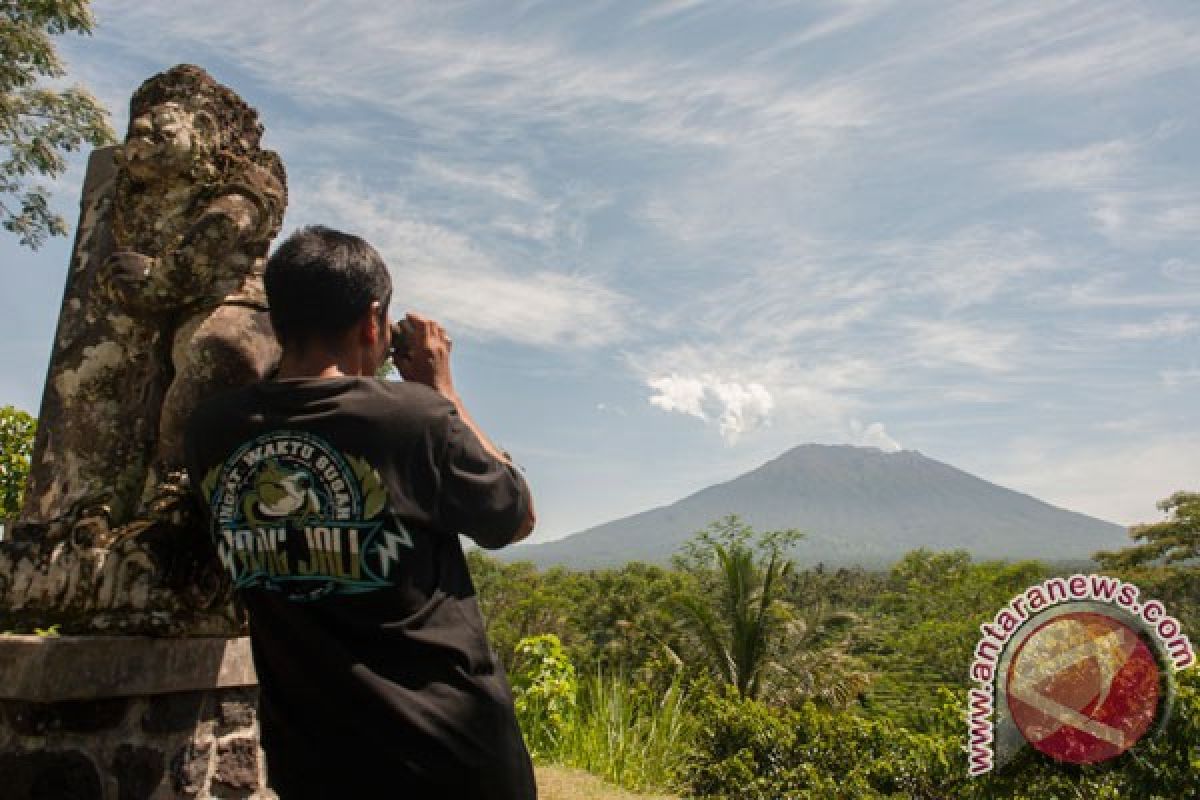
[0,635,272,799]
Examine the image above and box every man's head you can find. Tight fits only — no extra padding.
[264,226,393,371]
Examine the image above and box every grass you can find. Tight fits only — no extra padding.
[536,671,692,795]
[535,766,679,800]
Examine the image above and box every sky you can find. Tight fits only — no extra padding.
[3,0,1199,543]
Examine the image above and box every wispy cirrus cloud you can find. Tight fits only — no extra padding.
[1161,367,1200,389]
[876,226,1060,311]
[988,434,1200,526]
[902,319,1021,373]
[1113,313,1199,341]
[1089,189,1200,244]
[291,175,628,349]
[14,0,1192,539]
[1010,138,1138,191]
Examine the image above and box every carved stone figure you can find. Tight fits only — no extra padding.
[19,64,287,542]
[2,65,286,633]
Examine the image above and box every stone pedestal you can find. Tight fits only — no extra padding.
[0,635,272,799]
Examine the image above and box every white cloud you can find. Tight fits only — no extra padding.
[1089,190,1200,244]
[292,175,628,348]
[849,420,901,452]
[1064,273,1200,309]
[595,402,627,416]
[1014,138,1136,190]
[987,435,1200,526]
[647,373,774,444]
[412,155,539,204]
[647,374,707,419]
[903,319,1020,372]
[96,0,877,163]
[1113,313,1198,341]
[30,0,1198,544]
[922,3,1200,104]
[1162,259,1200,285]
[1161,367,1200,389]
[876,226,1058,311]
[633,0,708,27]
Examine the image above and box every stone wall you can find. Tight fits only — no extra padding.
[0,635,271,799]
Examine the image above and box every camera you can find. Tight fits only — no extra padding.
[390,319,415,362]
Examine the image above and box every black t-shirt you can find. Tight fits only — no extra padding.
[184,376,537,800]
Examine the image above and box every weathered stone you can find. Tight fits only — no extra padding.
[3,697,128,735]
[170,738,213,797]
[213,736,259,791]
[1,64,287,635]
[0,635,257,703]
[0,750,103,799]
[216,687,258,736]
[114,744,165,800]
[0,62,279,800]
[19,64,287,538]
[141,690,206,734]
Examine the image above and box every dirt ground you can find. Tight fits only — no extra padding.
[535,766,680,800]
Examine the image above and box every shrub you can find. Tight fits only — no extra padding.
[511,633,578,758]
[681,684,958,799]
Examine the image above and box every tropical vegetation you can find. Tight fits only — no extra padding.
[490,506,1200,799]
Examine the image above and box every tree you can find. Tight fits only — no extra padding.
[670,516,804,699]
[1096,491,1200,568]
[2,0,115,249]
[0,405,36,517]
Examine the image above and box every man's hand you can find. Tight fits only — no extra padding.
[394,313,456,400]
[396,312,537,544]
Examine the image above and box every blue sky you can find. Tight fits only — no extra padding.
[4,0,1199,543]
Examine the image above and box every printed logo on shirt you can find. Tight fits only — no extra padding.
[199,430,415,601]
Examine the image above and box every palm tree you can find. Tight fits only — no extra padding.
[671,516,798,699]
[672,516,873,707]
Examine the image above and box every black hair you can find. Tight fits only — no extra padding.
[264,225,392,350]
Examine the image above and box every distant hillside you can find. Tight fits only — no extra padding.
[504,444,1129,569]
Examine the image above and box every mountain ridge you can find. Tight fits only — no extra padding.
[503,443,1129,569]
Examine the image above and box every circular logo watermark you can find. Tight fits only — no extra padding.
[966,574,1193,776]
[1004,609,1162,764]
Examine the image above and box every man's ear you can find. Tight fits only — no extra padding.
[358,301,384,344]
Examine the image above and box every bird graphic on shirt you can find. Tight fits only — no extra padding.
[241,459,324,526]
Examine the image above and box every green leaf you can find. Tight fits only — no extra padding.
[363,485,387,520]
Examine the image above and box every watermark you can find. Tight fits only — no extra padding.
[966,573,1194,776]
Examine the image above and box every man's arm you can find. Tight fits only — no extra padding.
[395,312,535,545]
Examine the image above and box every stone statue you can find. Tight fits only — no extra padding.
[2,65,286,634]
[19,64,287,542]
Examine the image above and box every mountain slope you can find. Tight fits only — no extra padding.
[505,445,1129,568]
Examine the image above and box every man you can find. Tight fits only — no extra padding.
[185,225,538,799]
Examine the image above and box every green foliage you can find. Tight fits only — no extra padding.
[1097,490,1200,568]
[681,685,957,800]
[469,554,578,670]
[859,549,1048,726]
[671,516,805,699]
[0,405,36,517]
[468,550,688,679]
[511,633,578,758]
[552,670,693,792]
[683,670,1200,800]
[472,541,1200,798]
[507,630,694,792]
[955,668,1200,799]
[1,0,115,249]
